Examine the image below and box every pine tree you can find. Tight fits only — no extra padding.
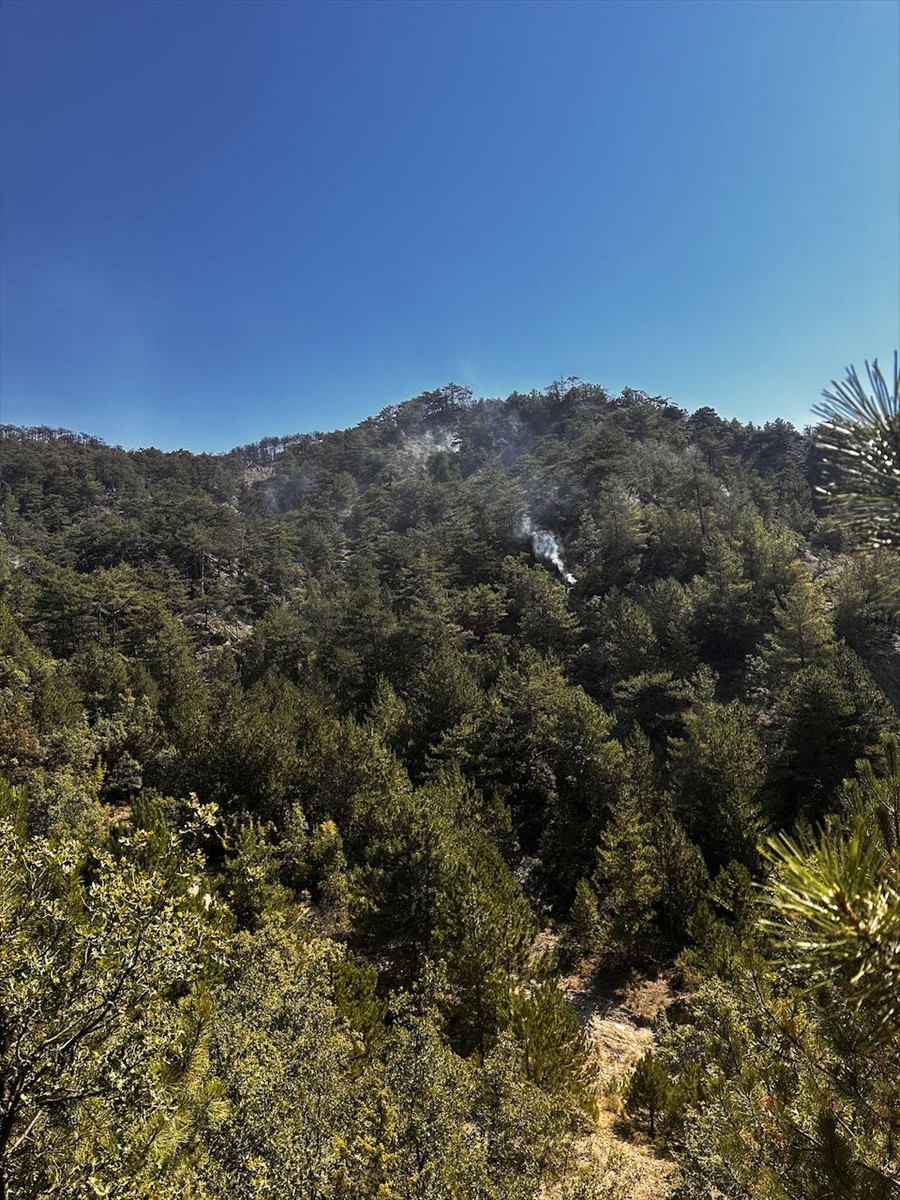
[501,981,586,1098]
[439,824,536,1059]
[624,1051,670,1138]
[593,784,660,965]
[769,645,895,825]
[354,784,451,987]
[762,568,835,677]
[814,353,900,549]
[568,878,602,958]
[665,759,900,1199]
[668,699,766,874]
[652,804,709,941]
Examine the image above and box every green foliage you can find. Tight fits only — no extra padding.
[680,860,760,983]
[768,646,896,825]
[308,817,351,922]
[500,980,587,1098]
[665,761,900,1199]
[439,825,537,1058]
[568,877,602,957]
[669,699,766,873]
[814,354,900,549]
[624,1051,670,1137]
[762,568,835,677]
[652,804,709,942]
[501,558,579,660]
[218,817,292,928]
[830,550,900,647]
[206,920,582,1200]
[0,788,228,1198]
[591,589,659,681]
[205,915,359,1198]
[643,576,697,677]
[689,533,758,660]
[475,1032,580,1194]
[764,819,900,1031]
[2,378,898,1198]
[354,776,455,987]
[593,783,661,965]
[573,485,646,591]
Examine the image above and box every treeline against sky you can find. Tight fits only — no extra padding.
[1,380,898,1198]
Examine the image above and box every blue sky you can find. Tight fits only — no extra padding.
[1,0,898,452]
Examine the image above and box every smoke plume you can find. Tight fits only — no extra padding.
[519,517,576,585]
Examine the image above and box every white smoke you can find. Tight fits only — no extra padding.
[519,516,576,585]
[399,429,461,472]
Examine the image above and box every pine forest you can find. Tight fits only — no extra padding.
[1,365,898,1200]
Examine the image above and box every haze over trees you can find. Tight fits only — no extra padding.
[1,369,897,1198]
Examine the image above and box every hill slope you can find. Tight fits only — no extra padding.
[1,380,897,1198]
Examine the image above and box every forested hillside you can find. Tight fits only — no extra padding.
[1,376,898,1199]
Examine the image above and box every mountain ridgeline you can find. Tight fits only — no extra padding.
[1,379,898,1199]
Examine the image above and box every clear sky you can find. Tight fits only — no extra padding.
[1,0,898,452]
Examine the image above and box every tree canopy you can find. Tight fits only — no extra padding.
[1,371,897,1196]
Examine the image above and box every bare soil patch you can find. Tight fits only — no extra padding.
[558,959,684,1199]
